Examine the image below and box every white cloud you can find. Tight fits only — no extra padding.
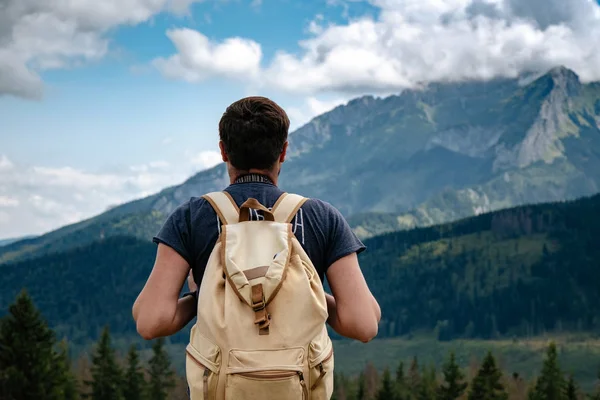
[0,155,14,171]
[0,196,19,207]
[0,149,230,238]
[130,160,170,172]
[189,150,223,170]
[306,97,348,116]
[0,0,208,99]
[0,153,208,238]
[153,29,262,83]
[155,0,600,95]
[287,96,349,130]
[0,211,9,225]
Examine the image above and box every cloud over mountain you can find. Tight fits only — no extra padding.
[0,153,220,239]
[156,0,600,95]
[4,0,599,99]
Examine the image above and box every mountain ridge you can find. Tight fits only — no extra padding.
[2,65,600,263]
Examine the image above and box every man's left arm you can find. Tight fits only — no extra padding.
[132,243,197,340]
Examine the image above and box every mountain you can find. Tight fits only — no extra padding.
[1,192,598,348]
[0,235,36,247]
[363,192,600,340]
[2,66,600,262]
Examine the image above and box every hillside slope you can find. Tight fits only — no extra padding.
[1,192,598,347]
[365,193,600,340]
[0,235,36,247]
[2,66,600,263]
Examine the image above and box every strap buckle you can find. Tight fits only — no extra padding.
[252,300,266,312]
[251,284,270,335]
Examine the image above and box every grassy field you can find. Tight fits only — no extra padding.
[331,335,600,390]
[149,334,600,392]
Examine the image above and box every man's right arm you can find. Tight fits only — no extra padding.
[325,252,381,343]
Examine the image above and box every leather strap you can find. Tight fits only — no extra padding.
[202,192,240,225]
[239,198,275,222]
[272,193,308,223]
[251,284,270,335]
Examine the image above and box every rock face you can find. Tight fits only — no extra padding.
[3,66,600,260]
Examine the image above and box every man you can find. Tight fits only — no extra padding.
[132,96,381,344]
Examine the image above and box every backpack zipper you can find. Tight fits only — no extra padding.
[203,369,210,399]
[310,347,334,390]
[238,370,298,379]
[238,370,308,399]
[186,348,212,399]
[300,371,308,400]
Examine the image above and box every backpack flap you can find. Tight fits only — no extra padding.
[222,198,293,335]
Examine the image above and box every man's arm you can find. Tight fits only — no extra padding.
[132,244,196,340]
[325,252,381,343]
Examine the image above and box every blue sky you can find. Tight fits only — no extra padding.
[1,0,600,239]
[1,1,377,171]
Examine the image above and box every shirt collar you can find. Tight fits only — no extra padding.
[233,173,275,185]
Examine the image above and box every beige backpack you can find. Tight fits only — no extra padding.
[185,191,335,400]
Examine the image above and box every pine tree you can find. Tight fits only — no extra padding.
[364,362,379,400]
[417,365,437,400]
[590,368,600,400]
[377,368,396,400]
[530,342,566,400]
[467,352,508,400]
[86,326,124,400]
[333,373,349,400]
[396,361,408,400]
[565,375,577,400]
[0,290,65,400]
[54,339,79,400]
[438,352,468,400]
[357,372,366,400]
[123,344,146,400]
[408,356,421,399]
[147,338,175,400]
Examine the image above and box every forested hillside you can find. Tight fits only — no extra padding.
[366,193,600,340]
[1,192,599,349]
[0,236,171,347]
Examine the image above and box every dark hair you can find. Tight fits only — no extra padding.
[219,96,290,171]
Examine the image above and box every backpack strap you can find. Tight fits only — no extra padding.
[272,193,308,223]
[202,191,240,225]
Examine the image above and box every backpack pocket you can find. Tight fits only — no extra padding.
[309,332,335,399]
[186,331,221,400]
[225,347,307,400]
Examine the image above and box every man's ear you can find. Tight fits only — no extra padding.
[219,141,229,162]
[279,141,288,163]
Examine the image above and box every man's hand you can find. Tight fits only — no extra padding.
[132,244,197,340]
[187,269,198,292]
[325,252,381,343]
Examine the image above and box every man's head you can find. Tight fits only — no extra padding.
[219,96,290,182]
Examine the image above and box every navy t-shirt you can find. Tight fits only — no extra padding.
[152,180,366,285]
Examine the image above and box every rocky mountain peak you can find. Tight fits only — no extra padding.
[491,66,585,172]
[549,65,582,97]
[287,95,381,159]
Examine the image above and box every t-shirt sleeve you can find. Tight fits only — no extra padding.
[324,202,366,268]
[152,201,193,267]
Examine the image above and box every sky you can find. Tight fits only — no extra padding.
[1,0,600,239]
